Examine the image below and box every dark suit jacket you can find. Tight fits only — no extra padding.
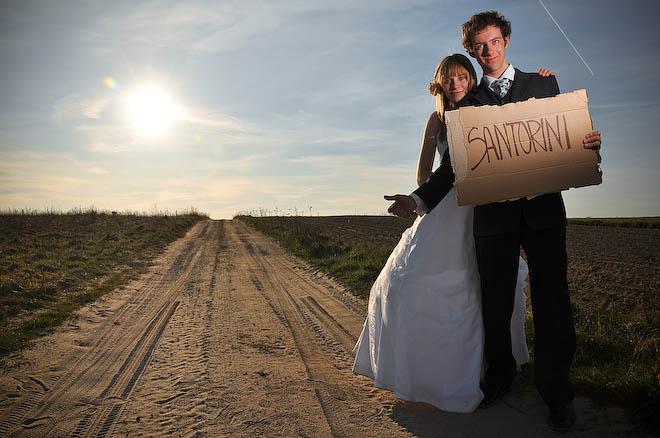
[413,68,567,237]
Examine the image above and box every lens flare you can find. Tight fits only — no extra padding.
[102,76,118,89]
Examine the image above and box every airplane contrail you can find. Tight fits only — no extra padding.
[538,0,595,76]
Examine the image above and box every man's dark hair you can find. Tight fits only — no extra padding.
[461,11,512,57]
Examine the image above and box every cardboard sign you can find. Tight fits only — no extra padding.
[445,89,601,206]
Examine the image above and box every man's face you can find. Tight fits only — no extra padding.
[471,25,510,76]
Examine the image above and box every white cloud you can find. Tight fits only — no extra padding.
[85,1,309,53]
[52,94,112,121]
[0,145,418,218]
[84,0,432,54]
[87,166,109,175]
[73,123,136,154]
[183,107,244,131]
[52,93,256,155]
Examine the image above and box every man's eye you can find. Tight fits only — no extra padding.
[475,44,484,50]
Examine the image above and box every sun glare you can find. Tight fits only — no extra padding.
[124,85,182,138]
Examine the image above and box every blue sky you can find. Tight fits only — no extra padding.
[1,0,658,219]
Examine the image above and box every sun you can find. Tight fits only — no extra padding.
[124,85,182,138]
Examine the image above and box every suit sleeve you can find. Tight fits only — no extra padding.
[412,147,455,212]
[542,74,560,97]
[549,75,560,96]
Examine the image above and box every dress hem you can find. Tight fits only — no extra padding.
[352,369,483,414]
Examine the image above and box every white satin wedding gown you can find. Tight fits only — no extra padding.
[352,139,529,413]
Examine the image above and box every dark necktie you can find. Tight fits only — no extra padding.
[492,78,512,98]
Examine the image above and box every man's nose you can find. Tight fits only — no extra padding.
[482,44,490,55]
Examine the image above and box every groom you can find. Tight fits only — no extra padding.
[387,11,601,431]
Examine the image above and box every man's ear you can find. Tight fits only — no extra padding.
[504,36,510,49]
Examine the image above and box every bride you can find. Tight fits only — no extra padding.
[352,54,539,413]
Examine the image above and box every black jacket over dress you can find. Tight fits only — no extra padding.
[414,68,576,404]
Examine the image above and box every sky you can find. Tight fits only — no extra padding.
[1,0,659,219]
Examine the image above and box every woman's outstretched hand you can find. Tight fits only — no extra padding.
[385,195,417,217]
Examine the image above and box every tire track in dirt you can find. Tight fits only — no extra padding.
[0,233,202,436]
[202,222,339,437]
[230,220,404,437]
[248,232,367,324]
[247,265,353,436]
[113,219,327,437]
[72,300,181,437]
[300,295,357,353]
[112,221,223,436]
[0,221,212,437]
[235,223,366,342]
[233,222,364,367]
[247,268,347,437]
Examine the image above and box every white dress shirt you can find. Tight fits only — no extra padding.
[482,63,516,94]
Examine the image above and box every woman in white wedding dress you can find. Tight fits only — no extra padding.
[352,54,534,413]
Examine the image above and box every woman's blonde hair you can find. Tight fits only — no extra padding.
[428,54,477,123]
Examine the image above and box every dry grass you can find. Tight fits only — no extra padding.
[0,207,207,357]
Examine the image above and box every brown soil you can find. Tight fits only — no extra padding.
[566,224,659,319]
[0,220,649,437]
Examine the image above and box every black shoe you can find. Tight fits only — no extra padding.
[548,401,576,432]
[478,380,511,409]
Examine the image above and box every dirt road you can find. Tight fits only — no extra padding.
[0,220,645,437]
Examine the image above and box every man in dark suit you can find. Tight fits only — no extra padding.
[386,11,601,431]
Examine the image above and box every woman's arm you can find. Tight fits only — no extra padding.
[417,112,442,186]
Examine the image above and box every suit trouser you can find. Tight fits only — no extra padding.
[474,222,576,404]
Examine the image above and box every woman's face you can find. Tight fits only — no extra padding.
[438,66,471,104]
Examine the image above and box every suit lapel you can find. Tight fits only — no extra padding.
[510,68,531,102]
[467,70,531,106]
[470,80,497,105]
